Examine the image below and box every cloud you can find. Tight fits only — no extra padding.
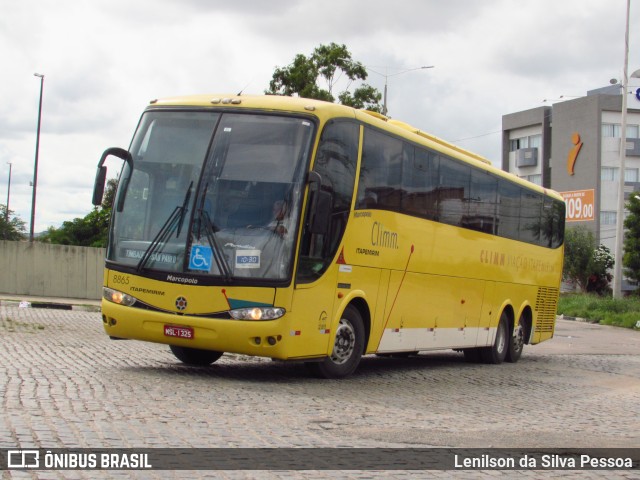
[1,0,638,232]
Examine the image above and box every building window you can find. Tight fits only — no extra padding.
[603,123,621,138]
[510,138,525,151]
[601,167,618,181]
[529,134,542,149]
[625,168,639,183]
[510,134,542,152]
[601,167,639,182]
[600,211,617,225]
[523,174,542,185]
[603,123,640,139]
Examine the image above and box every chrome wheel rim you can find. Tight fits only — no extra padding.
[496,321,507,354]
[330,318,356,365]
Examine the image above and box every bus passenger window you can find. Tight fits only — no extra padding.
[401,147,440,220]
[358,128,403,212]
[438,158,470,227]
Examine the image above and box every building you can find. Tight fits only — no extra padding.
[502,70,640,290]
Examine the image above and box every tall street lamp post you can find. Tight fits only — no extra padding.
[612,0,631,299]
[5,162,12,222]
[30,73,44,242]
[367,66,434,116]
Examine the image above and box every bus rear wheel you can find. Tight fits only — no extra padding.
[506,321,525,363]
[480,313,508,364]
[307,305,365,379]
[170,345,223,366]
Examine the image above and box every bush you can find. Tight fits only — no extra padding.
[563,227,613,295]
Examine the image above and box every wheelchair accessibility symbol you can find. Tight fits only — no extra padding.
[189,245,213,272]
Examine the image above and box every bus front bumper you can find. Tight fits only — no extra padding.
[101,300,295,359]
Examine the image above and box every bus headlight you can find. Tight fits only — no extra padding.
[229,307,285,321]
[103,287,136,307]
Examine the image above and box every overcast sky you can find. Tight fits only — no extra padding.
[1,0,639,232]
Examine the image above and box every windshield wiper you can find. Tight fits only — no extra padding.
[137,182,193,272]
[176,181,193,237]
[198,209,232,281]
[136,208,181,272]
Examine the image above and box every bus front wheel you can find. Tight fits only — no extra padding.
[307,305,365,379]
[169,345,223,366]
[480,313,508,364]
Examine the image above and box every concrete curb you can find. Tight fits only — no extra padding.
[0,297,101,312]
[556,314,599,324]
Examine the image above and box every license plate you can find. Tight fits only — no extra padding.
[164,325,194,339]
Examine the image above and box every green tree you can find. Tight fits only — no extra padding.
[39,179,117,248]
[563,226,613,294]
[0,205,26,240]
[266,42,383,112]
[39,208,110,247]
[102,178,118,210]
[623,193,640,288]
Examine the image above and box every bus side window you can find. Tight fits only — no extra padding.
[357,128,403,212]
[297,120,359,283]
[438,158,471,227]
[401,147,440,220]
[496,180,521,241]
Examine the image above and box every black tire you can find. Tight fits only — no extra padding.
[307,305,365,379]
[480,312,508,364]
[506,319,525,363]
[463,348,483,363]
[169,345,223,366]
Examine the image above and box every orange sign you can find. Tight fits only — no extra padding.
[560,189,595,222]
[567,132,583,176]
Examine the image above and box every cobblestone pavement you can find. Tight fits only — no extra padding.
[0,304,639,479]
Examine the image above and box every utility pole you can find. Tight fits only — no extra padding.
[5,162,11,222]
[612,0,631,298]
[30,73,44,242]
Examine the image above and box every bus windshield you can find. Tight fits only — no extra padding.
[108,110,315,282]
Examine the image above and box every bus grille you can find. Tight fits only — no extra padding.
[535,287,558,333]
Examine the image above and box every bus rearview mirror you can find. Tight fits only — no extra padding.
[92,166,107,206]
[92,147,133,207]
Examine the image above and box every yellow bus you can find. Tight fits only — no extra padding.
[93,94,565,378]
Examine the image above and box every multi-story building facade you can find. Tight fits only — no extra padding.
[502,70,640,290]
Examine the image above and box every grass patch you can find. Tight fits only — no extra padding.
[0,317,46,333]
[558,294,640,329]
